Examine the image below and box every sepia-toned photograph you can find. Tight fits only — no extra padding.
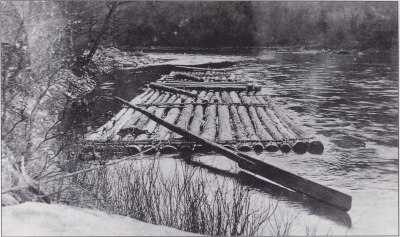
[1,1,398,236]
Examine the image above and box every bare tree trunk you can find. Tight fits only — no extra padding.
[81,2,119,67]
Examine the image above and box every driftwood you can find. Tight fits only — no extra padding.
[116,96,352,212]
[149,82,198,97]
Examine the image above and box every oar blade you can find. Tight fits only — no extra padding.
[237,152,352,211]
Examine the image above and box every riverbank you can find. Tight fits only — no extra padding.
[2,202,198,236]
[126,45,394,56]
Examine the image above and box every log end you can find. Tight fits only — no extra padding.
[264,143,280,152]
[179,145,193,155]
[237,144,253,152]
[279,144,292,153]
[160,145,178,154]
[253,143,264,153]
[308,141,324,154]
[125,145,141,155]
[292,141,308,154]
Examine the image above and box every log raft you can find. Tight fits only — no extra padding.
[85,70,323,155]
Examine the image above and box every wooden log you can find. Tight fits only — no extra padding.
[170,91,197,140]
[188,91,208,136]
[134,93,170,130]
[102,90,156,141]
[120,93,171,155]
[196,92,218,152]
[154,96,184,154]
[149,82,198,98]
[135,94,178,155]
[86,88,152,141]
[116,96,352,212]
[193,92,215,152]
[250,96,291,153]
[239,93,279,152]
[230,91,263,153]
[257,97,306,154]
[221,91,251,152]
[178,91,207,153]
[263,96,309,138]
[115,90,161,140]
[308,141,324,155]
[170,97,194,139]
[216,92,235,150]
[262,96,317,154]
[170,95,195,154]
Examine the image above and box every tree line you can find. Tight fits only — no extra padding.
[107,1,397,50]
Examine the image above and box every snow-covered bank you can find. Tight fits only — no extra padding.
[146,52,255,66]
[2,202,199,236]
[90,47,158,73]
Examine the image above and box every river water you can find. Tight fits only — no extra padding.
[90,49,398,235]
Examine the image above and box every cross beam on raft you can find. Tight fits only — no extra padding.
[149,82,198,98]
[134,102,274,107]
[173,72,204,82]
[115,96,352,212]
[86,138,313,146]
[157,82,262,92]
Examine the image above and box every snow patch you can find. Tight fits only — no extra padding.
[2,202,199,236]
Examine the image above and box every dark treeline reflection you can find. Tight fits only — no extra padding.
[68,1,397,50]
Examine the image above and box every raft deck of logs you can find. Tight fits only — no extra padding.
[85,70,324,156]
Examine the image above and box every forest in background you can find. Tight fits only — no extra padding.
[105,1,398,50]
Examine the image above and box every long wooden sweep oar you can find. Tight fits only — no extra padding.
[115,96,352,211]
